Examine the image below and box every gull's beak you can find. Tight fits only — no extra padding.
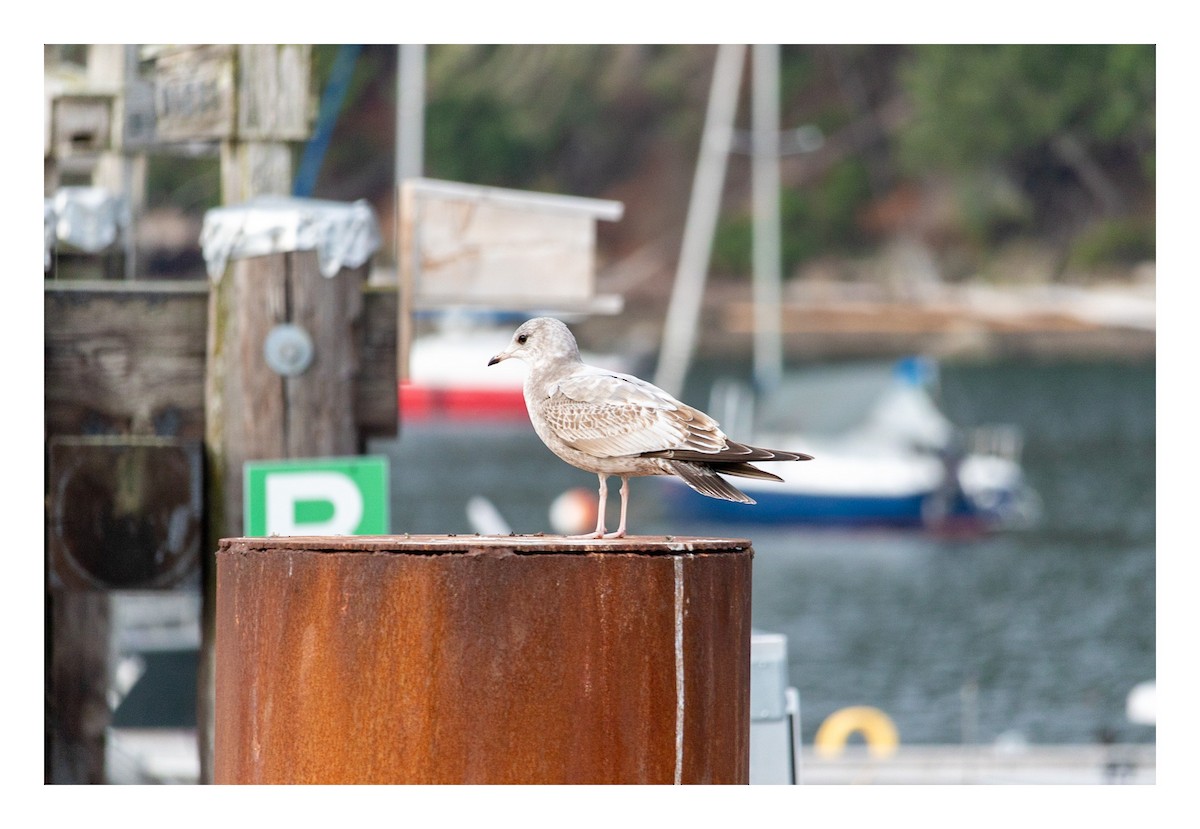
[488,351,508,366]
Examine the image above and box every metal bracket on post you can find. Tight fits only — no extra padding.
[263,323,314,376]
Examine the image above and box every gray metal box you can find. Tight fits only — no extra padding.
[749,629,800,784]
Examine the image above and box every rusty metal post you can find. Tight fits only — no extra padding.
[215,535,752,784]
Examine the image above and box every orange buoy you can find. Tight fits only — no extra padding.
[549,487,599,535]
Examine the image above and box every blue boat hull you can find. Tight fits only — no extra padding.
[659,480,984,530]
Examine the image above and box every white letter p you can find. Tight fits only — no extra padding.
[264,471,364,535]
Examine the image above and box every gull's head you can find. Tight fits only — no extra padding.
[488,317,580,368]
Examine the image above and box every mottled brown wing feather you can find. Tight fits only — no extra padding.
[545,371,731,459]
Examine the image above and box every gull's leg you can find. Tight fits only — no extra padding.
[572,473,608,539]
[603,476,630,539]
[594,474,609,536]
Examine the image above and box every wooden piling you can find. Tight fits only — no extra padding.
[47,592,109,783]
[214,535,753,785]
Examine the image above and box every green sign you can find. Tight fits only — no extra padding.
[244,456,389,536]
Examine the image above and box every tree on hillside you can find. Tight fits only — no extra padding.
[897,45,1155,244]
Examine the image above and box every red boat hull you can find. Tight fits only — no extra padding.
[399,383,530,422]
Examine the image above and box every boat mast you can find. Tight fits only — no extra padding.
[396,44,425,188]
[655,44,786,398]
[395,44,425,382]
[751,44,784,395]
[654,44,745,398]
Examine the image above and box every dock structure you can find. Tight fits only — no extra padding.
[799,744,1156,785]
[214,535,752,785]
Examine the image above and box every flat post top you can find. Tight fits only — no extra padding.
[218,534,752,555]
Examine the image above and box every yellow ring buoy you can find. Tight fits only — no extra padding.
[814,706,899,759]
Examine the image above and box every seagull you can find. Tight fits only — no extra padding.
[488,317,812,538]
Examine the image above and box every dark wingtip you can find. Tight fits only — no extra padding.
[729,445,814,462]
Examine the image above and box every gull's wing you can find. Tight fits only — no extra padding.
[540,368,728,458]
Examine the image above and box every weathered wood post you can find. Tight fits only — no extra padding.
[214,536,752,784]
[199,197,381,779]
[202,215,375,543]
[46,435,204,780]
[44,90,209,779]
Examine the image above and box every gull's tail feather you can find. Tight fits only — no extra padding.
[643,442,813,464]
[669,461,756,504]
[710,461,785,482]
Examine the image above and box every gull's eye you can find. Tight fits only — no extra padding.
[517,333,528,345]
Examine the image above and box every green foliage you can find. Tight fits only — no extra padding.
[711,213,752,276]
[712,160,873,275]
[778,46,818,121]
[784,160,873,263]
[425,95,541,187]
[955,171,1035,247]
[423,45,698,194]
[898,45,1155,175]
[424,46,586,188]
[896,45,1154,253]
[1068,217,1156,269]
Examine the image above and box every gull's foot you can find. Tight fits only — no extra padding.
[601,529,627,539]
